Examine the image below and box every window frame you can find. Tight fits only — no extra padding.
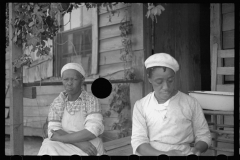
[53,6,98,78]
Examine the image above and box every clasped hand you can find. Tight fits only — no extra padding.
[50,129,98,155]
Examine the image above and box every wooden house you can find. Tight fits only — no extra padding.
[6,3,234,155]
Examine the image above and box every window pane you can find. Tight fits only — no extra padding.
[83,6,92,26]
[63,13,70,31]
[62,34,68,54]
[71,8,81,29]
[67,34,73,54]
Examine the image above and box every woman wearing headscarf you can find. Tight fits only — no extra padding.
[38,63,104,156]
[131,53,211,156]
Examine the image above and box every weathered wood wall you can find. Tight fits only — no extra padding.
[153,4,202,93]
[5,3,144,141]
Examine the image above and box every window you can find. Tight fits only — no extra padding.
[54,5,95,77]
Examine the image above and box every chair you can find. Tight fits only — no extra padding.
[209,43,234,155]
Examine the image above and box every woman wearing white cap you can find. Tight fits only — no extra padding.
[38,63,104,156]
[131,53,211,156]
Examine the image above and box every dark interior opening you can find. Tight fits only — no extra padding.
[199,4,211,91]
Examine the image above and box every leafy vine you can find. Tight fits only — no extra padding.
[6,3,165,70]
[103,83,132,138]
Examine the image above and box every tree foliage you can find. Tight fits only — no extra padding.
[6,3,165,68]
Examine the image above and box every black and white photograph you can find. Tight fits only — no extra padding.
[5,3,235,156]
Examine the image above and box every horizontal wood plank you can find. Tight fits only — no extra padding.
[35,85,64,95]
[217,67,234,75]
[99,7,130,28]
[99,23,121,40]
[23,87,36,99]
[203,110,234,115]
[104,136,131,151]
[5,125,44,137]
[5,116,47,128]
[24,106,49,117]
[100,49,128,66]
[222,3,234,14]
[218,49,234,58]
[222,12,234,31]
[222,30,234,49]
[100,36,123,53]
[5,94,58,107]
[99,61,131,78]
[208,123,234,128]
[208,146,234,153]
[210,129,234,135]
[106,145,132,156]
[216,84,234,92]
[212,137,234,144]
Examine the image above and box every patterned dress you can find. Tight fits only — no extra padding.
[38,90,105,155]
[131,91,212,155]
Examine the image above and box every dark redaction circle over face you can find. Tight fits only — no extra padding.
[91,78,112,99]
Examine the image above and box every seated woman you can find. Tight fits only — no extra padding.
[131,53,212,156]
[38,63,105,156]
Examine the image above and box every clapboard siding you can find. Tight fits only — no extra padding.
[99,36,124,53]
[222,12,234,31]
[5,116,47,129]
[24,106,49,117]
[99,62,131,78]
[99,24,121,40]
[5,125,44,137]
[5,94,58,107]
[99,7,130,28]
[99,50,130,66]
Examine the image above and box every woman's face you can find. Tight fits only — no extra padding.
[148,67,175,103]
[62,69,84,96]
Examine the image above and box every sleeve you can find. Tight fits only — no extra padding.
[84,95,104,137]
[47,94,65,138]
[191,99,212,148]
[131,100,150,155]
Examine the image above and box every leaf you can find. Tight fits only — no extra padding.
[29,21,34,27]
[17,29,21,35]
[13,35,17,43]
[146,10,151,18]
[157,4,165,11]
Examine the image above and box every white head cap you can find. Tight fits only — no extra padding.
[61,63,85,77]
[144,53,179,73]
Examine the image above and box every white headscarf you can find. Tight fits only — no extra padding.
[61,63,85,77]
[145,53,179,73]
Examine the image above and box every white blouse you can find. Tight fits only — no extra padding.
[131,91,212,155]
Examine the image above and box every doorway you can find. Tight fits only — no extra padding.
[149,3,211,93]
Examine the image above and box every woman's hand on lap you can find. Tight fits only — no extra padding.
[50,130,62,141]
[74,141,98,156]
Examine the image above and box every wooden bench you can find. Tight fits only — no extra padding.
[103,136,132,155]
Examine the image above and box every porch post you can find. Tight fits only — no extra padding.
[8,3,24,155]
